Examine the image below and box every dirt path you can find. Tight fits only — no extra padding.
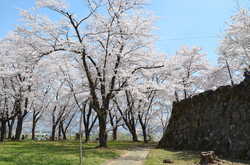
[103,148,150,165]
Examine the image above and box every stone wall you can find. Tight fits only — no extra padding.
[158,79,250,160]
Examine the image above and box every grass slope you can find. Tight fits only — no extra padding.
[0,141,147,165]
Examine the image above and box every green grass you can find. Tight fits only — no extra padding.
[3,141,249,165]
[145,149,200,165]
[145,149,250,165]
[0,140,147,165]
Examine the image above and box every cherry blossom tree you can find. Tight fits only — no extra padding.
[15,0,163,147]
[218,9,250,83]
[0,35,38,140]
[161,46,210,101]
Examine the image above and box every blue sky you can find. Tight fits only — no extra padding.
[0,0,249,64]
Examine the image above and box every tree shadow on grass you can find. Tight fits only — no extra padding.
[164,149,200,161]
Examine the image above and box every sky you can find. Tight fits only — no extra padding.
[0,0,249,64]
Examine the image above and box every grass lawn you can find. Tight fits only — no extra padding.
[1,141,249,165]
[0,140,148,165]
[145,149,250,165]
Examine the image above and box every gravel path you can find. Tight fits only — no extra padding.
[103,148,150,165]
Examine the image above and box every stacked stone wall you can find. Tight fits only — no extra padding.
[158,79,250,159]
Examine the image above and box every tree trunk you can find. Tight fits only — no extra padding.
[98,113,107,147]
[184,89,187,99]
[123,122,138,142]
[15,115,24,140]
[199,151,220,165]
[112,127,117,141]
[51,125,56,141]
[0,121,7,142]
[85,131,90,143]
[226,60,234,86]
[7,119,15,139]
[58,124,62,140]
[175,91,179,102]
[131,129,138,142]
[61,123,67,140]
[15,97,29,141]
[32,120,36,140]
[62,130,67,140]
[142,127,148,143]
